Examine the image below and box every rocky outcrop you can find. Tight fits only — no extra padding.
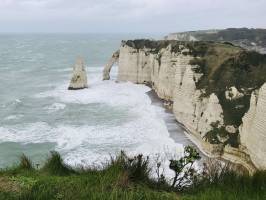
[68,57,88,90]
[240,83,266,170]
[103,50,120,80]
[118,43,153,85]
[112,39,266,172]
[225,87,244,100]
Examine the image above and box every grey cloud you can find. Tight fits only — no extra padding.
[0,0,265,33]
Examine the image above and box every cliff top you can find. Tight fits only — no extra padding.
[122,39,242,56]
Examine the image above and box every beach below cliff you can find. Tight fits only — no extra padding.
[147,90,206,160]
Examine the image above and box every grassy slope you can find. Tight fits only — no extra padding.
[0,153,178,200]
[195,28,266,46]
[0,167,178,200]
[0,153,266,200]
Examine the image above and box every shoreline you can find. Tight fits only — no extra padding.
[146,89,256,173]
[146,90,206,159]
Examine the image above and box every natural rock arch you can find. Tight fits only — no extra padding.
[102,50,120,80]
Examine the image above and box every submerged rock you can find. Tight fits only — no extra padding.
[68,57,88,90]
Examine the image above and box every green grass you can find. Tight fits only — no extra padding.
[0,152,178,200]
[42,151,75,176]
[18,154,34,171]
[182,170,266,200]
[0,152,266,200]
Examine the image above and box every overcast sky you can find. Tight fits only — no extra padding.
[0,0,265,33]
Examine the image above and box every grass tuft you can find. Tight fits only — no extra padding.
[19,154,34,170]
[111,151,151,183]
[42,151,74,176]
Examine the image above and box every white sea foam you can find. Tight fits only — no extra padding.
[44,103,66,113]
[0,118,182,178]
[1,68,184,178]
[4,114,24,120]
[15,99,21,102]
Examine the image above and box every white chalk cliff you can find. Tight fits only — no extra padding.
[240,83,266,170]
[103,50,119,80]
[105,40,266,172]
[117,42,224,132]
[68,57,88,90]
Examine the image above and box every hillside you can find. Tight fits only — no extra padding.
[165,28,266,54]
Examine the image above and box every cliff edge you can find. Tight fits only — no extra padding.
[106,39,266,172]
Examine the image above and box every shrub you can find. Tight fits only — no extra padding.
[112,151,151,183]
[200,158,236,185]
[169,146,201,190]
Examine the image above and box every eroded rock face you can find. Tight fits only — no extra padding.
[226,125,237,134]
[116,39,264,172]
[118,41,224,138]
[103,50,120,80]
[118,44,153,84]
[68,57,88,90]
[225,87,244,100]
[173,67,224,138]
[240,83,266,169]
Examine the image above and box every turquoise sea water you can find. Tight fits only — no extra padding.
[0,34,183,173]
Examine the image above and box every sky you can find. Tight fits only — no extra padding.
[0,0,265,33]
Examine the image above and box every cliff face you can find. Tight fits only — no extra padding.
[240,84,266,170]
[110,39,266,171]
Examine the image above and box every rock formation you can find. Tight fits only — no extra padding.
[68,57,88,90]
[103,50,119,80]
[240,83,266,170]
[225,87,244,100]
[112,39,266,172]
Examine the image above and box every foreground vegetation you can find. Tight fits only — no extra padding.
[0,147,265,200]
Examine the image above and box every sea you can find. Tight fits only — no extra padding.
[0,33,186,177]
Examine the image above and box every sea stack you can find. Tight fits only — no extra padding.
[68,57,88,90]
